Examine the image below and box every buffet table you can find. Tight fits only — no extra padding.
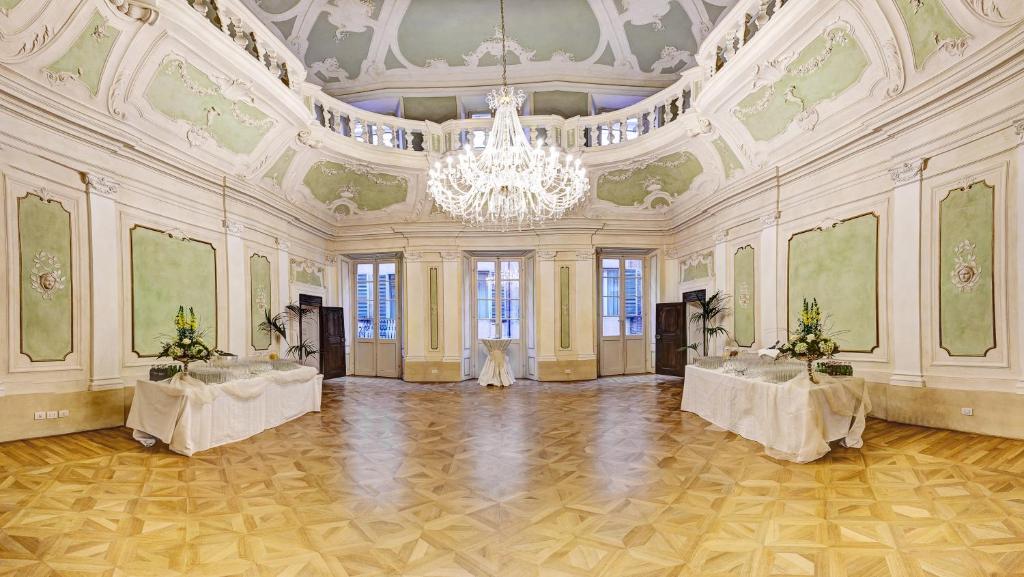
[681,365,871,463]
[479,338,515,387]
[127,366,323,456]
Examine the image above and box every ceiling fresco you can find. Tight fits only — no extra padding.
[242,0,739,97]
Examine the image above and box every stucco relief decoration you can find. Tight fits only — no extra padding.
[951,240,981,292]
[619,0,673,30]
[165,56,274,129]
[463,26,535,67]
[882,40,905,97]
[651,46,692,74]
[15,26,53,58]
[738,281,751,307]
[31,251,66,300]
[254,286,268,313]
[309,57,346,80]
[964,0,1021,22]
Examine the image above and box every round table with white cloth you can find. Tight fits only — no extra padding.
[479,338,515,387]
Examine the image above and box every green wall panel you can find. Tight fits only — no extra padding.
[18,194,73,362]
[44,11,120,96]
[534,91,589,119]
[250,254,272,351]
[788,213,878,352]
[712,137,743,179]
[429,267,439,350]
[403,96,459,124]
[733,27,868,141]
[131,227,217,356]
[559,266,571,349]
[895,0,968,70]
[939,182,995,356]
[0,0,24,12]
[596,151,703,207]
[682,252,712,282]
[290,258,323,287]
[733,245,755,347]
[145,57,274,154]
[302,160,407,215]
[264,148,296,188]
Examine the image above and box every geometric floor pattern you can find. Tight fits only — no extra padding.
[2,375,1024,576]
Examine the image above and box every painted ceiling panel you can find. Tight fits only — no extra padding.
[241,0,739,98]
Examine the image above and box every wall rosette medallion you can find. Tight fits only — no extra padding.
[31,251,66,300]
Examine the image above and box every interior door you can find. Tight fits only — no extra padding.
[353,261,401,377]
[297,294,321,370]
[655,303,686,376]
[320,306,346,379]
[599,257,646,376]
[472,258,523,378]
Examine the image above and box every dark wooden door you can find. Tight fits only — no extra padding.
[320,306,346,379]
[655,303,687,377]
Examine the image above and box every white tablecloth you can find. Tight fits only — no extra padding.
[127,366,323,456]
[479,338,515,387]
[681,365,871,463]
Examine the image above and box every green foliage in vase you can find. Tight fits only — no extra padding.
[778,298,844,383]
[688,290,731,356]
[157,306,214,371]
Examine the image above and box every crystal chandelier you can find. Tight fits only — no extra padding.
[427,0,589,229]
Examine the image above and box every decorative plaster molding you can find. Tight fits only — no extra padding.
[713,230,728,243]
[296,129,323,149]
[537,250,557,261]
[276,238,290,252]
[165,227,190,241]
[761,212,780,228]
[404,251,423,262]
[16,25,53,57]
[1014,118,1024,143]
[889,159,926,184]
[883,40,906,98]
[441,251,461,262]
[575,250,595,261]
[85,174,119,197]
[814,216,843,230]
[223,219,245,236]
[325,255,337,265]
[107,0,159,24]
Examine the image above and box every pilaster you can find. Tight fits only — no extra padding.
[441,251,462,364]
[712,230,728,355]
[224,219,246,355]
[1014,121,1024,393]
[275,238,290,356]
[888,159,926,387]
[759,212,782,346]
[85,174,123,390]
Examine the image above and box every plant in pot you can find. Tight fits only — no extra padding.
[688,290,732,357]
[157,306,214,375]
[778,298,840,384]
[259,302,319,362]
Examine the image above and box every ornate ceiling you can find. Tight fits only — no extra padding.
[242,0,739,98]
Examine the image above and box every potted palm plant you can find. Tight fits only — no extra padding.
[688,290,731,357]
[259,302,319,361]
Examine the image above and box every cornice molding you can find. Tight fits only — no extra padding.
[888,159,926,185]
[107,0,159,24]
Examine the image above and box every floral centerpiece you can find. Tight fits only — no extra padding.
[157,306,214,374]
[778,298,839,384]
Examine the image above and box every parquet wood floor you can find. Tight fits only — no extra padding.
[2,375,1024,577]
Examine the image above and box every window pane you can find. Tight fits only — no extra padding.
[356,264,374,339]
[502,318,520,339]
[477,319,496,339]
[477,299,495,320]
[603,316,620,337]
[501,260,520,281]
[625,259,643,336]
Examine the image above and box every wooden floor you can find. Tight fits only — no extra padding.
[2,376,1024,577]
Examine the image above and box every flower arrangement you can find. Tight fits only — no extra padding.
[778,298,840,384]
[157,306,214,374]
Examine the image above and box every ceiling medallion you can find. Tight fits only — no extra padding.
[427,0,588,230]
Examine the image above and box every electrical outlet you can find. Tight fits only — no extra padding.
[564,369,572,374]
[58,409,69,418]
[34,411,46,420]
[430,368,439,374]
[961,407,973,416]
[46,410,58,419]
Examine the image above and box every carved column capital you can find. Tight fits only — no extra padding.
[85,174,120,198]
[536,250,557,261]
[575,249,595,261]
[404,251,423,262]
[1015,118,1024,143]
[276,238,290,252]
[107,0,159,24]
[223,219,245,236]
[325,255,337,265]
[888,159,926,185]
[713,230,729,244]
[760,211,780,228]
[441,251,461,262]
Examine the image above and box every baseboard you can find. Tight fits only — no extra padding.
[536,358,598,381]
[0,388,127,443]
[403,360,463,382]
[867,381,1024,440]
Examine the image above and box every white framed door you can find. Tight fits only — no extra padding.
[472,257,525,378]
[599,257,647,375]
[353,260,401,377]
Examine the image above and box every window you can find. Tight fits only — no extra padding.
[356,263,374,339]
[601,258,620,337]
[476,258,521,340]
[377,263,398,340]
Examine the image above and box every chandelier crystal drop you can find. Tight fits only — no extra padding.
[426,0,589,229]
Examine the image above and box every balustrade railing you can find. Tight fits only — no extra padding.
[175,0,788,155]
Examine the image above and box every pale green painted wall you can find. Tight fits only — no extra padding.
[788,214,878,352]
[19,194,73,362]
[131,227,217,356]
[429,267,439,350]
[250,254,272,351]
[403,96,458,124]
[534,91,589,119]
[733,245,755,347]
[622,2,698,72]
[290,258,323,287]
[682,252,712,282]
[712,137,743,179]
[895,0,968,70]
[145,57,274,154]
[396,0,599,67]
[596,151,703,207]
[733,29,868,141]
[44,11,120,96]
[939,182,995,356]
[264,147,296,188]
[559,266,571,349]
[302,160,407,215]
[305,12,373,80]
[0,0,24,11]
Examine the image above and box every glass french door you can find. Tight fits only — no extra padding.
[599,257,646,375]
[353,260,400,377]
[473,258,524,378]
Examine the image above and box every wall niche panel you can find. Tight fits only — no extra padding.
[18,193,73,361]
[131,226,217,356]
[733,245,755,348]
[787,213,878,353]
[250,254,272,351]
[939,181,995,357]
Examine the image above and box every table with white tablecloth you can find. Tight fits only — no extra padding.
[479,338,515,387]
[681,365,871,463]
[127,366,323,456]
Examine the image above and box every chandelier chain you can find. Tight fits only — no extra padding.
[500,0,507,88]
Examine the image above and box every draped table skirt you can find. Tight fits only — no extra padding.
[479,338,515,387]
[127,366,323,456]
